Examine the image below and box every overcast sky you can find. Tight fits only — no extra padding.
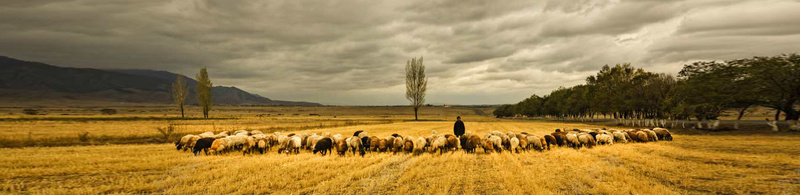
[2,0,799,105]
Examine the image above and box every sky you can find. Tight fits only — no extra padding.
[1,0,799,105]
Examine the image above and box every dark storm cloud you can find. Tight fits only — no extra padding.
[1,0,799,105]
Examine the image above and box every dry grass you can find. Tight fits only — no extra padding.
[1,116,799,194]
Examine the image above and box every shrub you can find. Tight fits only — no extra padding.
[22,109,38,115]
[156,124,176,143]
[78,132,90,142]
[99,109,117,115]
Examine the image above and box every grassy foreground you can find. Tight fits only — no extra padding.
[1,118,799,194]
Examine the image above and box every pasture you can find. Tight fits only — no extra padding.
[0,106,798,194]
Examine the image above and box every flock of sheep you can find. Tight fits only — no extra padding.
[174,128,673,156]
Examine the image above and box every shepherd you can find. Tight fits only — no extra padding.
[454,116,465,138]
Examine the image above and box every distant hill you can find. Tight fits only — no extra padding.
[0,56,321,106]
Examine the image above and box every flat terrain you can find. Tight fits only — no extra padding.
[0,106,798,194]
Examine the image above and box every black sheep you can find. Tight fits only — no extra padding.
[192,138,215,156]
[313,138,333,156]
[361,136,371,152]
[353,130,364,137]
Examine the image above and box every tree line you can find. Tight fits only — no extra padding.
[494,53,800,122]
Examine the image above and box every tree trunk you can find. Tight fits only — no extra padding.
[736,106,749,120]
[180,104,185,118]
[414,107,419,121]
[775,109,782,121]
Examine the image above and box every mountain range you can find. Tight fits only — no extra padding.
[0,56,321,106]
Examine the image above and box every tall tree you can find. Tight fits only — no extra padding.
[405,57,427,121]
[171,76,189,118]
[196,67,213,119]
[734,54,800,120]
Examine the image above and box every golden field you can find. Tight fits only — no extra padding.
[0,106,798,194]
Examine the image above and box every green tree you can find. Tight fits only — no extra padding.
[733,54,800,120]
[196,67,213,119]
[405,57,427,121]
[171,76,189,118]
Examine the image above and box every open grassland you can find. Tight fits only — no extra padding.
[2,116,799,194]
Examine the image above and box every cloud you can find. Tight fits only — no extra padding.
[1,0,799,105]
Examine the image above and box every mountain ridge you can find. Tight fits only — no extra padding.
[0,56,321,106]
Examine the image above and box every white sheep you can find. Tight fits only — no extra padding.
[509,137,520,153]
[413,137,427,155]
[596,134,614,145]
[612,131,628,143]
[198,131,215,138]
[526,135,544,151]
[332,134,344,143]
[488,135,503,153]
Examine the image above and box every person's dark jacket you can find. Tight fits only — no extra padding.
[454,120,465,137]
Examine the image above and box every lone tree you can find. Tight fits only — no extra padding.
[405,56,427,120]
[196,67,213,118]
[172,76,189,118]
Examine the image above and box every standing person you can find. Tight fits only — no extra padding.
[454,116,465,138]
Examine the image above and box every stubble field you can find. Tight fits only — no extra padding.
[0,106,798,194]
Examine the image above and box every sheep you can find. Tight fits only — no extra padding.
[527,135,544,151]
[501,135,511,151]
[192,138,215,156]
[636,131,649,143]
[360,134,371,152]
[335,138,348,156]
[646,129,659,142]
[185,135,202,152]
[430,136,447,154]
[551,132,567,147]
[384,136,395,152]
[250,130,264,135]
[280,136,302,154]
[543,135,556,150]
[208,137,230,155]
[370,136,381,152]
[612,131,628,144]
[595,134,614,145]
[515,134,529,151]
[198,131,215,138]
[444,134,461,152]
[510,137,520,153]
[481,138,495,153]
[464,135,482,153]
[332,134,344,143]
[212,132,228,139]
[347,136,366,156]
[577,134,594,148]
[227,134,248,151]
[507,131,517,140]
[653,128,672,141]
[242,136,258,155]
[413,137,427,155]
[393,137,405,154]
[378,138,389,152]
[306,135,322,151]
[176,134,197,151]
[313,138,333,156]
[403,136,415,154]
[566,133,580,148]
[488,135,503,153]
[625,131,639,142]
[234,130,248,135]
[539,136,548,150]
[276,135,290,153]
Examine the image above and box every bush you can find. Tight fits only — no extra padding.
[99,109,117,115]
[156,124,176,143]
[78,132,90,142]
[22,109,38,115]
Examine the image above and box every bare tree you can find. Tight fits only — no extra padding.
[172,76,189,118]
[405,56,427,120]
[196,67,213,119]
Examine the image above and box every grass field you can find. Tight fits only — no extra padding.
[1,106,798,194]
